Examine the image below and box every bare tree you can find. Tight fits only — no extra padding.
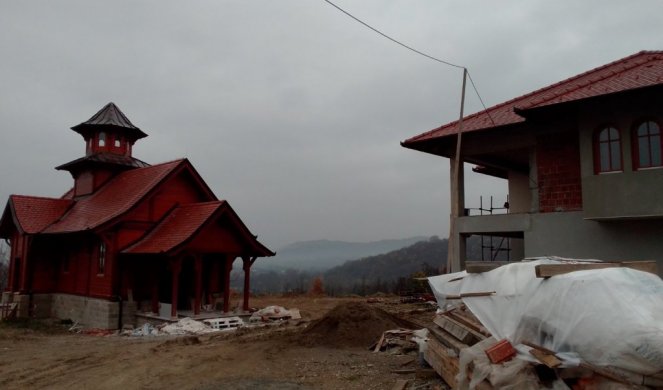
[0,240,9,292]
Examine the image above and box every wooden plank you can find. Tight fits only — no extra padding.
[535,261,658,278]
[427,325,468,353]
[391,379,409,390]
[529,348,562,368]
[424,337,459,389]
[522,341,557,355]
[621,261,658,274]
[433,315,481,345]
[465,261,510,273]
[445,291,495,300]
[447,311,491,337]
[391,369,416,374]
[373,331,386,352]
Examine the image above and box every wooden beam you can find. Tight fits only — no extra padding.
[428,326,468,354]
[433,315,482,345]
[424,336,459,388]
[466,261,510,273]
[534,261,658,278]
[446,291,496,300]
[529,348,562,368]
[447,311,491,338]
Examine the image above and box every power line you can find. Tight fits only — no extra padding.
[322,0,495,125]
[466,71,496,126]
[322,0,464,69]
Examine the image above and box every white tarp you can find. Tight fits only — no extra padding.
[428,257,663,375]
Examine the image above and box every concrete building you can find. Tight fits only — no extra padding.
[402,51,663,273]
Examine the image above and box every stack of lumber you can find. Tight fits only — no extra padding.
[424,304,492,389]
[424,259,663,389]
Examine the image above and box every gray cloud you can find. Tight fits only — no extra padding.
[1,1,659,247]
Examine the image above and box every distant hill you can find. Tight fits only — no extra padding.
[255,236,428,272]
[242,235,504,294]
[322,236,447,290]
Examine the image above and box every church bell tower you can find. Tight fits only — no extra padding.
[56,102,149,198]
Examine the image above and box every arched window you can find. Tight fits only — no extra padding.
[98,132,106,147]
[634,121,662,169]
[595,127,622,173]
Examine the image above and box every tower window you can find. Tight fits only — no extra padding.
[98,132,106,147]
[114,138,121,147]
[634,121,662,169]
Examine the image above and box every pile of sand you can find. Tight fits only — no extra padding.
[301,302,415,348]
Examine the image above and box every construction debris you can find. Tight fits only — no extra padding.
[249,305,301,323]
[424,257,663,389]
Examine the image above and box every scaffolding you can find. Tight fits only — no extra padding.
[466,195,511,262]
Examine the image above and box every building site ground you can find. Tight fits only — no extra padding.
[0,295,441,390]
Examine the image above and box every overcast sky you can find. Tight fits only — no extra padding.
[0,1,660,249]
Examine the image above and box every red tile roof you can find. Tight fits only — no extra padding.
[123,201,275,256]
[8,195,73,234]
[404,50,663,145]
[123,202,222,254]
[43,159,184,233]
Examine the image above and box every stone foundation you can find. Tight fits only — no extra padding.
[51,294,120,329]
[32,294,53,318]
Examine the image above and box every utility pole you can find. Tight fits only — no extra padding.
[447,68,468,273]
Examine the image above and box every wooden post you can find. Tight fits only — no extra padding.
[242,256,255,312]
[194,255,203,315]
[448,68,468,273]
[170,257,182,318]
[151,269,159,314]
[209,257,219,295]
[19,236,30,293]
[223,255,234,313]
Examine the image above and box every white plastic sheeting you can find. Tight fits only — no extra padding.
[428,258,663,375]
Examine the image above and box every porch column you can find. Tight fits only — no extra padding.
[242,256,256,312]
[209,258,220,297]
[223,255,234,313]
[170,257,182,318]
[19,236,31,293]
[150,271,159,314]
[194,255,203,315]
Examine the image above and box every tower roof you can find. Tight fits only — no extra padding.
[71,102,148,140]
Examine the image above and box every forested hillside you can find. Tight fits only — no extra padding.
[238,235,504,295]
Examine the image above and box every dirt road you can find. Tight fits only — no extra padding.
[0,296,441,390]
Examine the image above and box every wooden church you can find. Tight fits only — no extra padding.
[0,103,274,329]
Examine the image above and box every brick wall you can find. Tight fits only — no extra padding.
[536,132,583,213]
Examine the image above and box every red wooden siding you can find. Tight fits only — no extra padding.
[187,220,243,254]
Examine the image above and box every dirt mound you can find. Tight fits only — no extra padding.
[301,302,414,348]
